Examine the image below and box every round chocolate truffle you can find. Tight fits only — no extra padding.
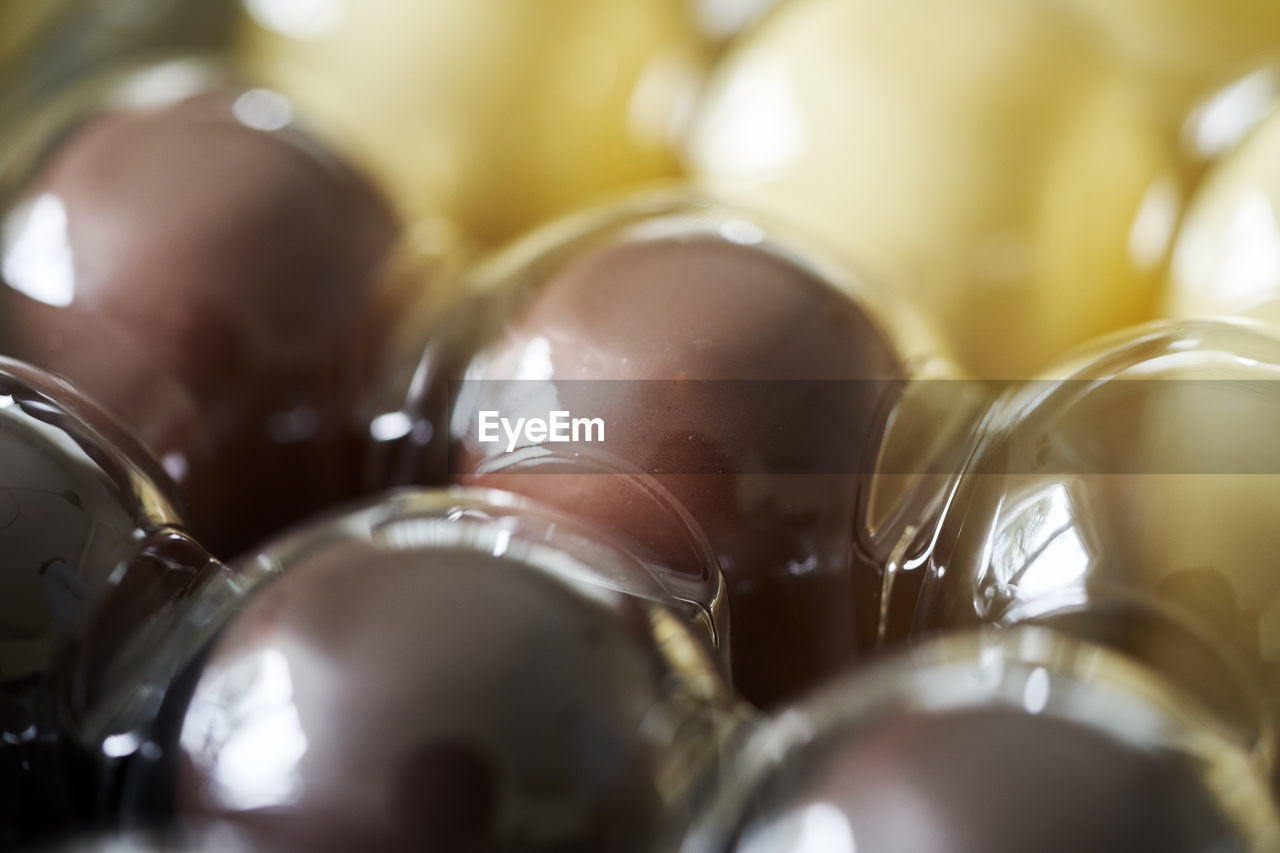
[0,69,403,557]
[0,357,220,846]
[729,710,1259,853]
[173,488,734,852]
[407,198,950,707]
[909,318,1280,769]
[684,629,1280,853]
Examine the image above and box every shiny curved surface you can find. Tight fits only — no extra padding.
[385,193,957,707]
[910,319,1280,765]
[0,358,220,847]
[685,0,1182,379]
[0,58,407,558]
[172,487,737,852]
[236,0,708,242]
[682,628,1280,853]
[1167,94,1280,325]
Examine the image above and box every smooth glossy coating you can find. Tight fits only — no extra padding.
[397,198,931,707]
[732,711,1248,853]
[1167,96,1280,325]
[685,0,1181,379]
[0,358,219,847]
[173,489,733,852]
[909,319,1280,766]
[0,68,403,557]
[237,0,706,242]
[683,629,1280,853]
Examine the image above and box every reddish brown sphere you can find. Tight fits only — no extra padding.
[727,708,1259,853]
[0,89,402,557]
[175,533,708,852]
[441,226,905,706]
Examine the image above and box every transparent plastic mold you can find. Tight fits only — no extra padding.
[125,487,744,852]
[372,190,977,707]
[0,357,227,845]
[906,318,1280,773]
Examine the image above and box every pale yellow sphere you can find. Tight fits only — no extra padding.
[1166,100,1280,326]
[237,0,706,242]
[685,0,1182,379]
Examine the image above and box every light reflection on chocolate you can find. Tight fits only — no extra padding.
[685,630,1280,853]
[0,83,403,557]
[418,206,912,707]
[170,490,735,852]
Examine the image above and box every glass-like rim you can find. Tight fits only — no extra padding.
[0,355,184,526]
[0,359,230,751]
[457,448,730,642]
[0,51,365,212]
[416,189,975,594]
[216,485,740,832]
[460,187,957,380]
[901,316,1280,753]
[235,486,731,678]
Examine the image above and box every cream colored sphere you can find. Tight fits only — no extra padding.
[238,0,706,242]
[686,0,1181,379]
[1167,103,1280,326]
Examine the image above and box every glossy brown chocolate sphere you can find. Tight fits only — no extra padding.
[685,630,1280,853]
[0,76,403,557]
[175,489,732,852]
[421,201,919,707]
[728,710,1260,853]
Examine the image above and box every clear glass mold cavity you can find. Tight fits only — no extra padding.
[908,318,1280,771]
[0,357,227,844]
[373,190,975,706]
[159,486,744,852]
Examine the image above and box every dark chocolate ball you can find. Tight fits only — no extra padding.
[174,490,731,852]
[431,204,909,706]
[0,357,218,846]
[0,82,403,557]
[730,709,1256,853]
[686,629,1280,853]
